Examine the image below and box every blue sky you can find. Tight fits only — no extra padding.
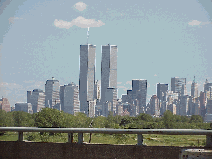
[0,0,212,107]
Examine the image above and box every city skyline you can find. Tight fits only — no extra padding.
[1,0,212,107]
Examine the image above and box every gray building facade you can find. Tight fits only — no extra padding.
[14,103,33,114]
[171,77,186,94]
[27,89,45,113]
[60,82,80,115]
[191,81,198,98]
[157,83,168,102]
[45,78,60,109]
[79,44,96,115]
[126,79,147,115]
[101,44,118,116]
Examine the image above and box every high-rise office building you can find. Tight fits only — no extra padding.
[199,91,206,117]
[191,77,198,98]
[171,77,186,94]
[0,97,10,112]
[60,82,80,115]
[45,77,60,109]
[79,44,96,115]
[126,79,147,115]
[94,80,101,100]
[157,83,168,102]
[150,95,160,116]
[102,87,117,117]
[204,79,212,95]
[178,95,189,116]
[206,87,212,99]
[132,79,147,113]
[188,96,193,115]
[206,98,212,114]
[191,83,198,98]
[101,45,117,101]
[101,44,117,116]
[27,89,45,113]
[14,102,33,114]
[121,94,128,103]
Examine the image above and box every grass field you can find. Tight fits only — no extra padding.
[0,131,207,147]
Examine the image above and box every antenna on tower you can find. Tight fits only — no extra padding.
[87,27,89,44]
[193,75,195,83]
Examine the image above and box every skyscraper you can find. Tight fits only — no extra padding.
[178,95,189,116]
[101,45,117,102]
[101,44,117,116]
[94,80,101,100]
[27,89,45,113]
[204,79,212,97]
[60,82,80,115]
[191,79,198,98]
[45,77,60,109]
[0,97,10,112]
[79,44,96,115]
[14,103,33,114]
[199,91,206,117]
[102,87,117,116]
[171,77,186,94]
[150,95,160,116]
[157,83,168,102]
[126,79,147,115]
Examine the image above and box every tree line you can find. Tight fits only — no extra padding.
[0,108,211,129]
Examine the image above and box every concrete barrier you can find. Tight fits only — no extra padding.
[1,141,212,159]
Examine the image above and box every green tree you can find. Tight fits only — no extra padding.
[181,116,190,123]
[189,115,203,123]
[93,116,107,128]
[136,113,153,122]
[12,111,34,127]
[62,112,75,128]
[34,108,65,128]
[104,112,120,128]
[163,110,174,128]
[0,110,9,127]
[73,112,91,128]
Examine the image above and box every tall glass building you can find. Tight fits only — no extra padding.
[27,89,45,113]
[157,83,168,102]
[79,44,96,115]
[101,44,117,116]
[60,82,80,114]
[171,77,186,94]
[45,78,60,109]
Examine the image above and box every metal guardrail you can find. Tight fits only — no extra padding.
[1,127,212,146]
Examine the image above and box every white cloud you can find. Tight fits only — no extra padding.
[1,82,22,89]
[117,82,122,84]
[54,16,105,29]
[188,20,211,26]
[8,17,23,24]
[74,2,87,11]
[125,81,131,85]
[54,19,72,29]
[188,20,201,26]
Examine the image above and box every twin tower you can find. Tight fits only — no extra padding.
[79,44,118,116]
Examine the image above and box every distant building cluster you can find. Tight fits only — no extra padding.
[120,77,212,122]
[2,43,212,123]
